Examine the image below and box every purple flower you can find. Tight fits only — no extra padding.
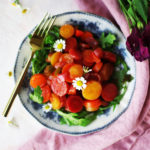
[126,26,150,62]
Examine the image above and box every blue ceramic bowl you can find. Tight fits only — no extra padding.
[14,11,136,135]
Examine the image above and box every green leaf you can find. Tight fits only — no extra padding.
[56,110,97,126]
[133,0,148,23]
[99,32,117,50]
[29,86,43,104]
[31,49,49,74]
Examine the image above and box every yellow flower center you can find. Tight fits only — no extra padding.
[76,80,83,86]
[22,9,28,14]
[45,105,50,110]
[57,43,63,49]
[12,3,17,6]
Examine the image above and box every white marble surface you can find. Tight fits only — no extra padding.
[0,0,79,149]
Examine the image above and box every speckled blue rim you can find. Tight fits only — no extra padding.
[14,11,136,135]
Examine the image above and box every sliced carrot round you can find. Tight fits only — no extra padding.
[60,24,75,39]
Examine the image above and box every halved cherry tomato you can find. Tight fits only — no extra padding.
[68,84,76,95]
[92,52,101,63]
[93,47,103,58]
[41,85,51,103]
[51,77,69,97]
[59,53,74,64]
[80,31,93,41]
[83,99,101,108]
[83,99,101,112]
[103,51,116,63]
[92,62,103,73]
[69,49,82,60]
[50,93,62,110]
[100,63,114,81]
[69,64,83,79]
[102,83,118,101]
[65,37,77,52]
[30,74,47,88]
[52,67,61,77]
[66,96,83,113]
[60,24,75,39]
[75,29,84,37]
[60,96,67,107]
[51,52,62,66]
[82,50,94,66]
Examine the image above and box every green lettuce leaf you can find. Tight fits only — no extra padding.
[29,86,43,104]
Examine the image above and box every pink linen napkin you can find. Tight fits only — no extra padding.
[19,0,150,149]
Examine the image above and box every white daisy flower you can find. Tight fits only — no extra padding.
[72,77,87,90]
[42,103,52,113]
[53,39,66,52]
[83,66,92,73]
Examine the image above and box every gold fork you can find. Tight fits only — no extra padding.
[2,13,56,117]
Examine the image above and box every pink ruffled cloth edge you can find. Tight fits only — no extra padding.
[18,0,150,149]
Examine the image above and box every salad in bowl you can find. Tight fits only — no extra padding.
[15,12,136,135]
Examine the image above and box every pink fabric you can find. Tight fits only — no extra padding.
[19,0,150,149]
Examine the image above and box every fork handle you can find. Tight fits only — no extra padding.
[2,51,35,117]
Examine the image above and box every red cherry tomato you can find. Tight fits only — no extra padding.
[66,96,83,113]
[93,47,104,58]
[30,74,47,88]
[102,83,118,101]
[92,62,103,73]
[65,37,77,52]
[103,51,117,63]
[68,84,76,95]
[75,29,84,37]
[84,72,101,82]
[41,85,51,103]
[69,49,82,60]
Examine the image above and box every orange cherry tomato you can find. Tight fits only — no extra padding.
[30,74,47,88]
[69,64,83,79]
[50,93,62,110]
[82,81,102,100]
